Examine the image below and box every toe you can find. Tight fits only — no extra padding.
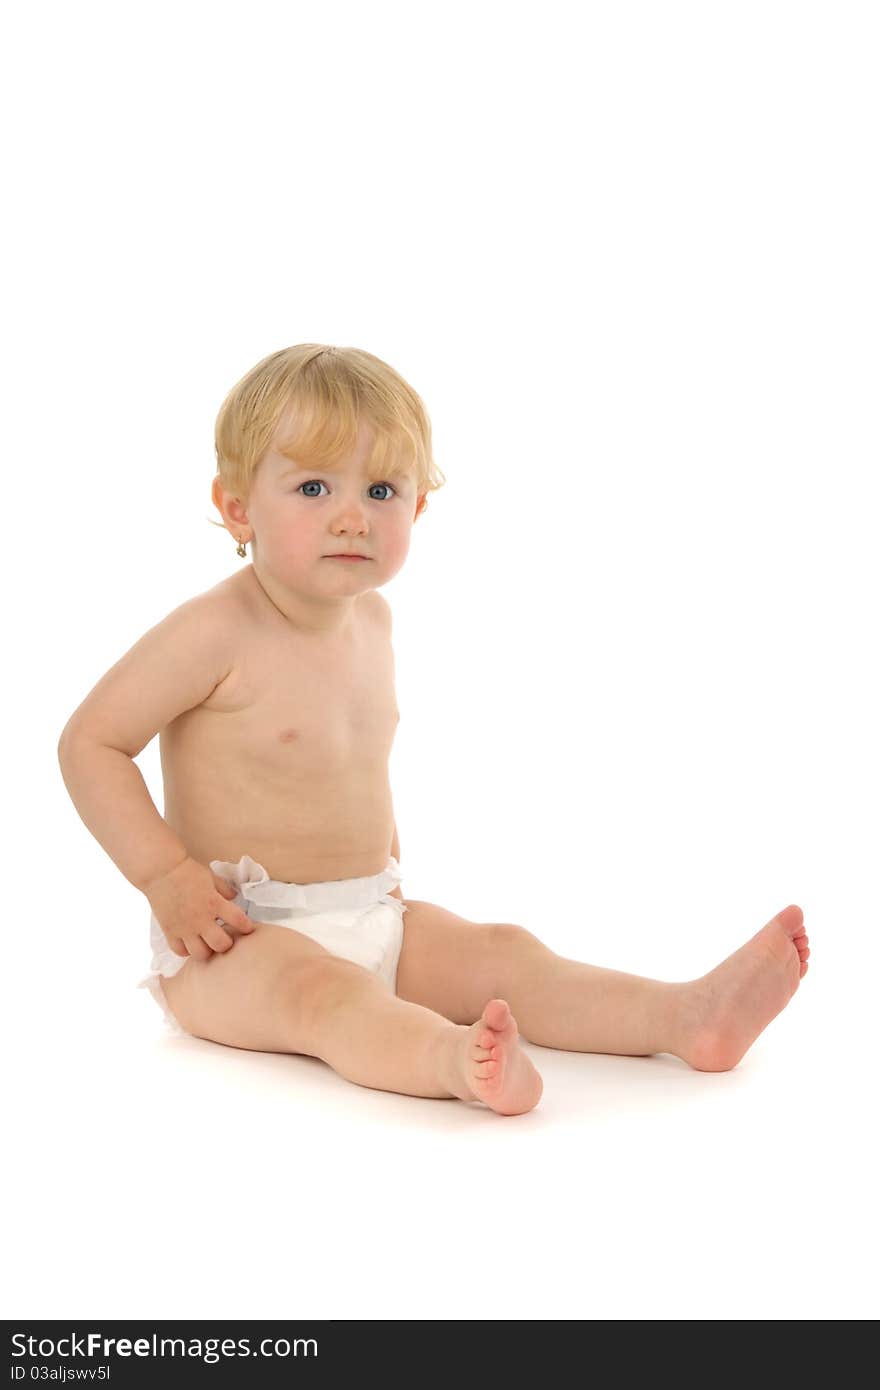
[483,999,512,1032]
[777,905,804,935]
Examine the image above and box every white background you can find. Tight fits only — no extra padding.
[3,0,877,1322]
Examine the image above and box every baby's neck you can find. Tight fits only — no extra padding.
[245,562,363,638]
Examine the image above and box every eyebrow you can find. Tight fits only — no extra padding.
[279,465,371,485]
[278,461,410,482]
[278,462,314,477]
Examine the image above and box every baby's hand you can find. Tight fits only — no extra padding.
[143,857,257,962]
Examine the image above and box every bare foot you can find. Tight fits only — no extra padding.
[681,904,811,1071]
[452,999,544,1115]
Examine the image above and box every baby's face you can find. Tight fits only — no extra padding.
[219,417,425,598]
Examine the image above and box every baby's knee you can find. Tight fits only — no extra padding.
[277,951,375,1032]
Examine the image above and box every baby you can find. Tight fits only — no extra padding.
[58,343,810,1116]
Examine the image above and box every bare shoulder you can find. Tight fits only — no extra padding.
[363,587,393,633]
[192,570,389,645]
[158,572,250,660]
[195,568,254,624]
[59,577,247,752]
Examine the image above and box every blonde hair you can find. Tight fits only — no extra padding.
[208,344,445,530]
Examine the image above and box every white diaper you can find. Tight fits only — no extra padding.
[137,855,408,1038]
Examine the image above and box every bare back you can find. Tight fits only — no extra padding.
[160,566,399,884]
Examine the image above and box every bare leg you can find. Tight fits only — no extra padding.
[293,958,543,1115]
[159,922,542,1113]
[493,935,686,1056]
[492,905,811,1070]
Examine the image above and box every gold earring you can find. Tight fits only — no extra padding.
[236,536,248,558]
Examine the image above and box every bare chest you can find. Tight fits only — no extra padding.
[156,588,401,880]
[164,618,398,781]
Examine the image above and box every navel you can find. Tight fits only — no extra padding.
[278,727,299,743]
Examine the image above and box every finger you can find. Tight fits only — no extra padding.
[184,936,212,962]
[212,874,238,898]
[214,894,256,933]
[213,895,254,932]
[214,884,251,928]
[205,920,235,952]
[169,937,189,957]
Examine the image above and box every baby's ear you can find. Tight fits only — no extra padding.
[414,493,427,521]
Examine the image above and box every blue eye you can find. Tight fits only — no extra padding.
[297,480,396,500]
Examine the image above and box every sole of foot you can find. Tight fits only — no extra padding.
[686,903,810,1072]
[457,998,544,1115]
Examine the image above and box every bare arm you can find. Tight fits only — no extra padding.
[372,593,401,869]
[57,594,232,895]
[57,740,189,892]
